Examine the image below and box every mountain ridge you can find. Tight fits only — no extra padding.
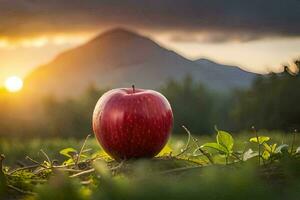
[24,28,256,98]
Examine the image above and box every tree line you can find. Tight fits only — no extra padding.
[0,60,299,138]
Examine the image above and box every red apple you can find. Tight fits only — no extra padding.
[93,86,173,161]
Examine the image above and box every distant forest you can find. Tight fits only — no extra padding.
[0,60,299,138]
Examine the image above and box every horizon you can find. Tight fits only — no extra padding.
[1,1,300,87]
[0,26,299,87]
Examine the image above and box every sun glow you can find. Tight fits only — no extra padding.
[5,76,23,92]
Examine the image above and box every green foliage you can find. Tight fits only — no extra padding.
[60,148,80,165]
[160,75,215,134]
[262,143,277,160]
[216,130,234,151]
[60,148,78,158]
[249,136,270,144]
[0,129,299,200]
[201,142,229,154]
[1,60,300,138]
[201,129,234,163]
[0,85,107,138]
[41,85,107,137]
[231,60,300,131]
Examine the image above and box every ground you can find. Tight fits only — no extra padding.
[0,130,299,200]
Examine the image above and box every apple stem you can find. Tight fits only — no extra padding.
[132,84,135,93]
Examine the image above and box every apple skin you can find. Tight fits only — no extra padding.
[93,87,173,161]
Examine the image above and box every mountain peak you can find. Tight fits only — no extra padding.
[25,27,255,98]
[90,27,142,43]
[103,27,138,36]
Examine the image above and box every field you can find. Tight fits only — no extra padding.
[1,129,300,200]
[1,1,300,199]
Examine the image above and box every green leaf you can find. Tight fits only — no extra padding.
[216,131,234,151]
[263,143,277,153]
[63,158,75,165]
[60,148,78,158]
[249,136,270,144]
[263,143,271,152]
[271,144,277,152]
[201,142,229,154]
[80,154,88,158]
[262,150,270,160]
[91,151,112,161]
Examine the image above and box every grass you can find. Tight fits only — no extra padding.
[0,129,300,200]
[0,130,297,165]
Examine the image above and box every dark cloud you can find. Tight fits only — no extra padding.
[0,0,300,42]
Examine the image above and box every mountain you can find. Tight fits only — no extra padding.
[24,28,256,98]
[194,58,255,88]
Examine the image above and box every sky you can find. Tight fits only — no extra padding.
[0,0,300,85]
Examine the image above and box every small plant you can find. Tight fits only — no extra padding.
[248,128,298,164]
[200,128,235,164]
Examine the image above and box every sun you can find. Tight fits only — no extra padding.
[5,76,23,92]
